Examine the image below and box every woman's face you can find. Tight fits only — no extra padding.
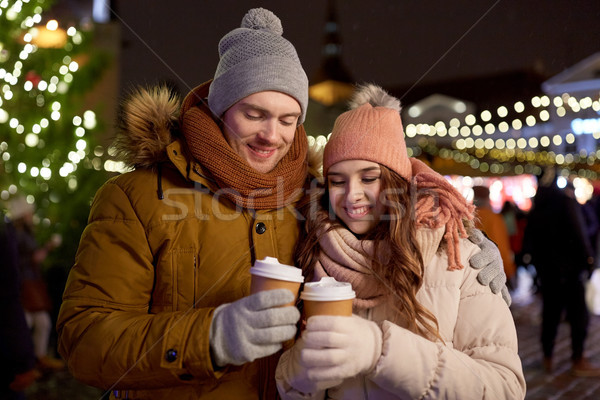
[327,160,385,235]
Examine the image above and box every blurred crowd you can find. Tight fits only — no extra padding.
[473,167,600,377]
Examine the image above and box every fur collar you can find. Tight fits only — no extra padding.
[113,86,181,169]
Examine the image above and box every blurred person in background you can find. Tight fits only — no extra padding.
[8,196,65,373]
[522,171,599,376]
[1,209,39,399]
[501,200,528,269]
[473,186,517,291]
[581,185,600,268]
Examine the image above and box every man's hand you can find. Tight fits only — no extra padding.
[209,289,300,367]
[468,228,512,306]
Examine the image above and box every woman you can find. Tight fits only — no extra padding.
[275,84,526,399]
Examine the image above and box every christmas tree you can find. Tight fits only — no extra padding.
[0,0,111,268]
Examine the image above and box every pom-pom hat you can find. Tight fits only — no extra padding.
[323,84,476,271]
[208,8,309,124]
[323,84,411,179]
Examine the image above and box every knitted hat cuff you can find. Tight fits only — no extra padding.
[323,103,411,179]
[208,55,308,123]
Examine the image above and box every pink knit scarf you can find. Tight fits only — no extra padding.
[313,158,475,309]
[409,158,475,270]
[314,226,386,309]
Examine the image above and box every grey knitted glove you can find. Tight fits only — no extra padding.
[209,289,301,367]
[276,337,343,395]
[301,315,382,381]
[468,228,512,306]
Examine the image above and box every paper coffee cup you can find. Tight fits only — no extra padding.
[300,277,356,318]
[250,257,304,306]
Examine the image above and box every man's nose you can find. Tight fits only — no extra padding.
[257,119,277,142]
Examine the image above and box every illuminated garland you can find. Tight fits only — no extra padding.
[405,93,600,177]
[310,92,600,179]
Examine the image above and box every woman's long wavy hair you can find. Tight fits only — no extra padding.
[295,164,442,342]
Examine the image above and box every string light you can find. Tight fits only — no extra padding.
[397,88,600,177]
[0,0,116,196]
[4,2,597,205]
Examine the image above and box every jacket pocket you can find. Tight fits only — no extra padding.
[151,246,197,313]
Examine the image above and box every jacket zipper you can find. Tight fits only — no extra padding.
[363,308,372,400]
[193,254,197,308]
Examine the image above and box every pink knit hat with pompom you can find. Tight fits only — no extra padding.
[323,84,411,179]
[323,84,475,271]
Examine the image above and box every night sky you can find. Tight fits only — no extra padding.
[113,0,600,97]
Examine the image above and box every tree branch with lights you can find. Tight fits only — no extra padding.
[0,0,111,271]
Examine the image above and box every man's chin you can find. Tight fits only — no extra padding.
[248,161,277,174]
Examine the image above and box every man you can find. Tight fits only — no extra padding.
[57,8,508,399]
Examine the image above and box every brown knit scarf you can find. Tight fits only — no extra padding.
[313,158,475,309]
[179,82,308,210]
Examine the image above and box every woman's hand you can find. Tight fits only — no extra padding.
[300,315,382,382]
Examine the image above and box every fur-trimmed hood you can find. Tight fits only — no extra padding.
[112,84,323,177]
[112,86,181,169]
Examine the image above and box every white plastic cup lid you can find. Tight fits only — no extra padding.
[300,277,356,301]
[250,257,304,283]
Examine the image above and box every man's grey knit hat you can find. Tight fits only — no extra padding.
[208,8,309,124]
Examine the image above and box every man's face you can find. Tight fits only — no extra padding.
[221,91,301,174]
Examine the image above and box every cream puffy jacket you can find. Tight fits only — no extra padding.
[276,227,526,399]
